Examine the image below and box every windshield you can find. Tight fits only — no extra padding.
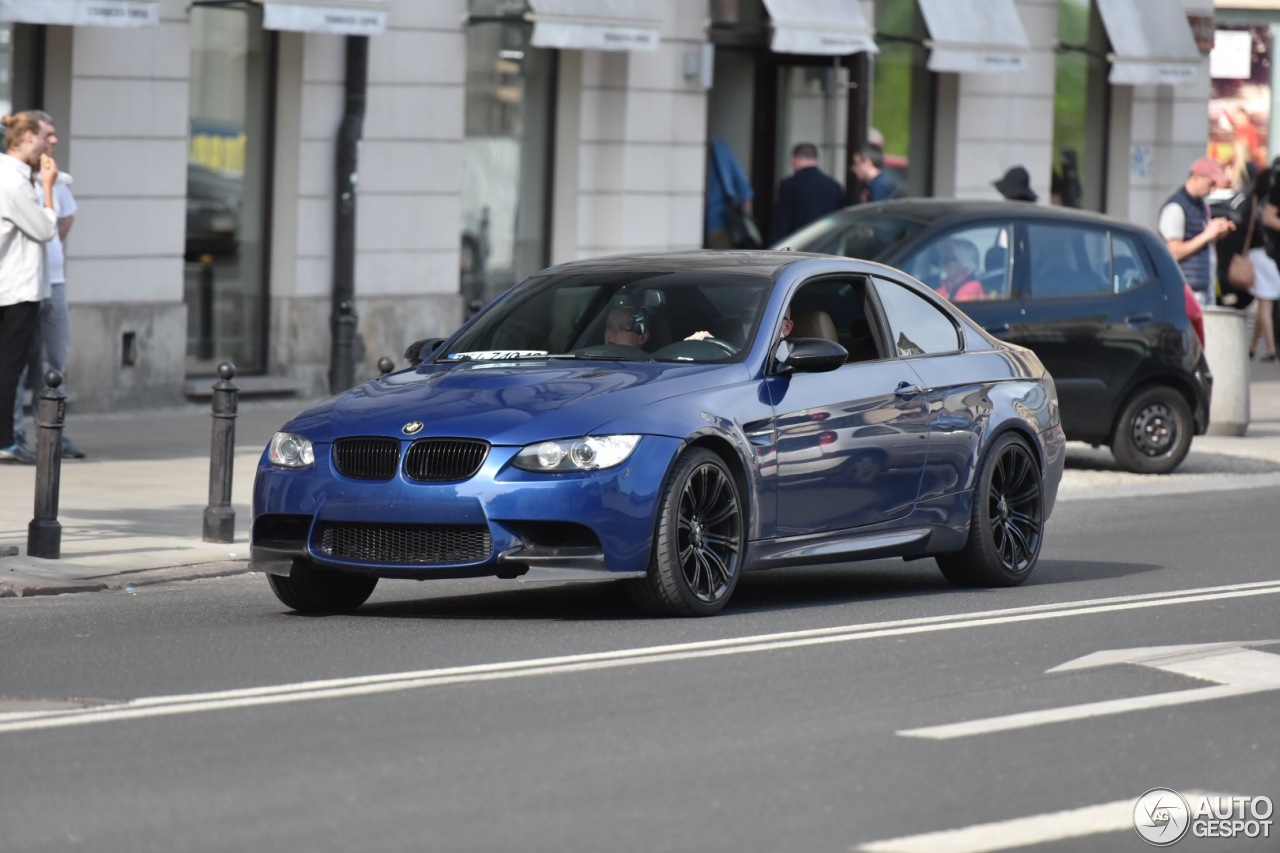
[440,270,773,364]
[772,210,926,261]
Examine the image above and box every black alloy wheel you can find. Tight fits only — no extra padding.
[630,448,744,616]
[267,559,378,614]
[937,433,1044,587]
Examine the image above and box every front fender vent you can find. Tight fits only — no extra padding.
[405,438,490,482]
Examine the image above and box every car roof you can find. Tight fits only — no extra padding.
[849,198,1145,231]
[539,249,845,278]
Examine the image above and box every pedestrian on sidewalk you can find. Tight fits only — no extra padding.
[771,142,845,241]
[12,157,85,457]
[1246,167,1279,361]
[993,166,1038,202]
[1,110,59,465]
[1159,157,1235,307]
[851,143,902,203]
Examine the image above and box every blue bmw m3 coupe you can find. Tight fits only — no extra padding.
[252,251,1066,616]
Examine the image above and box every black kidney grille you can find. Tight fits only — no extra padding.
[334,437,400,480]
[319,523,492,564]
[405,439,490,481]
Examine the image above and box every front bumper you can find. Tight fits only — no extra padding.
[251,435,683,579]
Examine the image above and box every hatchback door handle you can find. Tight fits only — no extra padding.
[1124,312,1154,325]
[894,382,924,400]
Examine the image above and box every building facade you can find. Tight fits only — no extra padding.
[1,0,1215,413]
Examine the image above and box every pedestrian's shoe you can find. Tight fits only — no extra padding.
[0,442,37,465]
[61,435,87,459]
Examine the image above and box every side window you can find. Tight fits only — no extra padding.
[1111,231,1155,293]
[900,224,1013,303]
[871,278,961,357]
[787,278,882,363]
[1026,222,1111,299]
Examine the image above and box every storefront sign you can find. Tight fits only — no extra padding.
[0,0,159,27]
[769,28,875,57]
[530,21,657,51]
[261,3,386,37]
[928,48,1028,75]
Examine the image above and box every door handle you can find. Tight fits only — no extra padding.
[894,381,924,400]
[1124,312,1154,325]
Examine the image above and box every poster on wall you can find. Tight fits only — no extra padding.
[1209,25,1272,191]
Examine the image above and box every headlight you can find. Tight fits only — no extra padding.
[268,432,314,468]
[512,435,641,472]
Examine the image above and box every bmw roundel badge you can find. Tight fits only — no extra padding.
[402,421,424,435]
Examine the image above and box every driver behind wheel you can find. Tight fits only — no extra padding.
[603,306,652,349]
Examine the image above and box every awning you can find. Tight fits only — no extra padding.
[0,0,158,27]
[255,0,386,36]
[527,0,660,52]
[762,0,877,56]
[1096,0,1203,86]
[918,0,1030,74]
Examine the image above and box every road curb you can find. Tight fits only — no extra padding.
[0,561,254,599]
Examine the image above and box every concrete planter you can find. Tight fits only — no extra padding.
[1202,306,1250,436]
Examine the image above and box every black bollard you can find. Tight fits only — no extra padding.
[378,356,395,376]
[27,370,66,559]
[203,362,238,543]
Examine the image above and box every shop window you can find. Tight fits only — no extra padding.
[462,1,555,318]
[1053,0,1110,211]
[871,0,934,197]
[1209,25,1271,193]
[184,4,272,375]
[1,22,42,117]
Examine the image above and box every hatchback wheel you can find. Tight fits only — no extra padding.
[267,559,378,614]
[630,449,744,616]
[937,434,1044,587]
[1109,386,1192,474]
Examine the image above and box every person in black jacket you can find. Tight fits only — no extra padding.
[771,142,845,241]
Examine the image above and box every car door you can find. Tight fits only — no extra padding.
[867,275,988,502]
[769,277,932,537]
[1007,222,1158,440]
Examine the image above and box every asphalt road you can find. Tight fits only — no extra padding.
[1,485,1277,852]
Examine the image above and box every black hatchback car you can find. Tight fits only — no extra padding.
[776,200,1212,474]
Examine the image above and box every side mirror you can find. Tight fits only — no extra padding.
[776,337,847,373]
[404,338,446,367]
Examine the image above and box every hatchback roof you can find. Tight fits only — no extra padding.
[848,198,1140,230]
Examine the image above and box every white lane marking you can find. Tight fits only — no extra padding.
[855,791,1224,853]
[2,581,1279,734]
[899,642,1280,740]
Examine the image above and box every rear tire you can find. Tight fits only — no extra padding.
[1109,386,1192,474]
[267,559,378,614]
[629,449,744,617]
[937,433,1044,587]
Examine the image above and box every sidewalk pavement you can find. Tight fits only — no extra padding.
[3,365,1280,599]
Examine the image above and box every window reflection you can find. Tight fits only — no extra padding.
[184,5,270,374]
[463,3,554,318]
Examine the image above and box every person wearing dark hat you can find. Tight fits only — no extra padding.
[1158,157,1235,306]
[993,166,1037,202]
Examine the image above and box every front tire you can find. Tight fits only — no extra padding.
[630,449,745,616]
[1109,385,1192,474]
[267,559,378,614]
[937,434,1044,587]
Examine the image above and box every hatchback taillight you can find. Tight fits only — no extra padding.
[1184,284,1205,346]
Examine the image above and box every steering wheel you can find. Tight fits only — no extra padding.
[702,337,738,356]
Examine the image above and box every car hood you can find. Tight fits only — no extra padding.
[283,360,748,445]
